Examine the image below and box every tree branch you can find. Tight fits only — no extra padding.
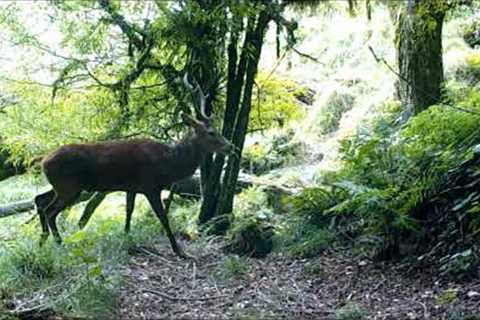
[98,0,146,50]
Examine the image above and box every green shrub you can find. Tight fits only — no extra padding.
[214,255,250,280]
[454,52,480,85]
[439,249,478,279]
[250,73,305,131]
[58,276,119,319]
[241,129,305,175]
[276,187,346,257]
[335,303,367,320]
[462,18,480,48]
[285,228,335,258]
[311,89,355,135]
[226,188,274,258]
[0,240,62,287]
[293,85,480,262]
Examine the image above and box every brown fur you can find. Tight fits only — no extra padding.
[34,115,231,259]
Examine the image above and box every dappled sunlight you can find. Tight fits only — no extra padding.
[1,1,479,319]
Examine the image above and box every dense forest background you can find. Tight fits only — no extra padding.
[0,0,480,319]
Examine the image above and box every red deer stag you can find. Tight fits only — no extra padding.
[34,73,231,259]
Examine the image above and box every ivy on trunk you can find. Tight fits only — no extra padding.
[395,0,446,115]
[197,3,280,234]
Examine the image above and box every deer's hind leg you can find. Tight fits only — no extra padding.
[125,192,136,233]
[34,189,56,245]
[45,185,81,244]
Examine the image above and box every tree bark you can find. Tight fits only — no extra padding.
[396,0,445,115]
[199,16,250,224]
[212,10,271,233]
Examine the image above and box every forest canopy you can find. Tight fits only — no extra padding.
[0,0,480,319]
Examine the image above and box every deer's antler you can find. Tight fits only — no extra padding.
[183,72,210,122]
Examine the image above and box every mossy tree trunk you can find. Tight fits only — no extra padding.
[198,7,272,234]
[396,0,446,115]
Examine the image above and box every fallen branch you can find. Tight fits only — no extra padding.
[142,288,229,301]
[0,173,297,220]
[0,192,94,218]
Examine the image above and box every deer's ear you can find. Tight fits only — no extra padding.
[181,112,201,128]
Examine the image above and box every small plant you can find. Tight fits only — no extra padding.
[58,276,119,319]
[439,250,478,279]
[0,239,62,286]
[241,129,304,175]
[303,263,328,280]
[215,255,250,280]
[335,303,367,320]
[436,289,459,306]
[286,228,335,258]
[225,188,275,258]
[310,89,355,135]
[454,52,480,84]
[462,18,480,48]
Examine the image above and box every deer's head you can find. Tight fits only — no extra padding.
[183,73,233,156]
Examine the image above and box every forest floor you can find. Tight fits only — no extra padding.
[118,238,480,320]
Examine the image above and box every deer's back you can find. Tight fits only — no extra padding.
[42,139,174,192]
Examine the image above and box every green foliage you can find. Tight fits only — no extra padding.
[0,195,167,318]
[331,88,480,257]
[310,89,355,135]
[0,84,117,164]
[250,73,305,131]
[0,240,62,286]
[215,255,251,280]
[169,200,200,239]
[242,129,304,175]
[436,289,458,306]
[276,187,345,258]
[462,17,480,48]
[290,84,480,261]
[439,249,478,279]
[285,228,335,258]
[334,303,367,320]
[454,52,480,84]
[226,188,274,258]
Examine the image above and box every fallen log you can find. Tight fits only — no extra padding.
[0,199,34,218]
[0,192,94,218]
[0,173,298,220]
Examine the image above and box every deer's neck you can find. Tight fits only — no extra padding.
[170,136,207,179]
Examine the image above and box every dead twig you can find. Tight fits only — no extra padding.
[142,288,229,302]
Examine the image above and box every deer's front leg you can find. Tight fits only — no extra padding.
[145,191,193,260]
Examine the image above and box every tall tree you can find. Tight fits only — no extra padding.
[0,0,295,233]
[395,0,447,115]
[185,1,295,233]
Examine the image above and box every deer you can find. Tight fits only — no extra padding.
[34,73,232,259]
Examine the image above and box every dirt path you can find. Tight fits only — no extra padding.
[119,239,480,319]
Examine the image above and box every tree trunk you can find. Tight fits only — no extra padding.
[212,10,271,234]
[396,0,445,115]
[199,16,249,224]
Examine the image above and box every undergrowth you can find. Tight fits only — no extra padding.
[0,193,186,318]
[283,83,480,274]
